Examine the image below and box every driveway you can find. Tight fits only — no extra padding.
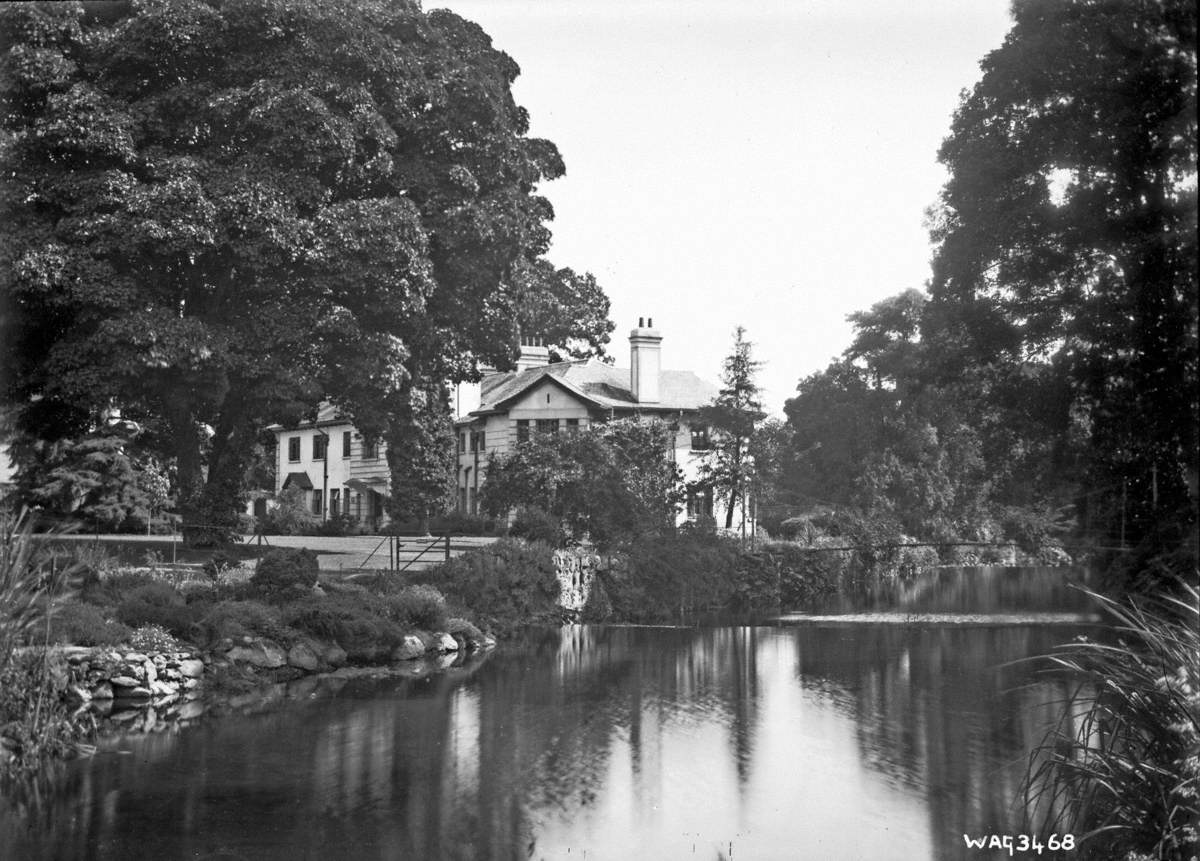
[44,532,499,572]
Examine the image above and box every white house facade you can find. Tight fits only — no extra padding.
[454,319,750,529]
[266,403,391,530]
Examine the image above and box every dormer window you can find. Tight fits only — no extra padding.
[691,425,711,451]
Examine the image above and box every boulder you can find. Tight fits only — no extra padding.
[321,643,348,669]
[178,659,205,679]
[391,636,425,661]
[287,641,320,672]
[433,633,459,653]
[177,700,205,720]
[143,660,158,684]
[227,639,287,669]
[110,675,142,688]
[124,652,149,664]
[91,681,114,700]
[113,686,152,701]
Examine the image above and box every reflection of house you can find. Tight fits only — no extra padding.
[455,319,747,528]
[267,404,391,529]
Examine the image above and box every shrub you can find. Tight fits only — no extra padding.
[127,623,183,653]
[203,549,240,581]
[259,486,310,536]
[79,569,155,608]
[415,538,561,633]
[508,507,566,548]
[197,600,290,646]
[446,617,483,643]
[50,602,131,647]
[116,581,199,640]
[252,547,319,601]
[1022,583,1199,859]
[381,584,448,631]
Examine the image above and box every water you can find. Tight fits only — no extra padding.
[2,567,1098,860]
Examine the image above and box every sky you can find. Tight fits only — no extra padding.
[435,0,1016,413]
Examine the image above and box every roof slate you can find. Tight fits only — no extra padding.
[474,359,717,416]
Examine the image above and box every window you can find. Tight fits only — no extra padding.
[330,488,340,515]
[363,437,377,459]
[471,430,486,452]
[288,436,301,462]
[313,433,327,460]
[690,425,711,451]
[516,419,530,443]
[686,485,714,519]
[565,418,580,432]
[342,431,351,458]
[460,433,467,453]
[536,418,558,435]
[312,490,323,515]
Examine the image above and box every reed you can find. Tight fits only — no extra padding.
[1022,582,1199,860]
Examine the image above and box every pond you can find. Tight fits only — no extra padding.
[1,566,1098,860]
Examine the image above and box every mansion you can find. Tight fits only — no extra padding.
[454,319,745,528]
[262,319,747,531]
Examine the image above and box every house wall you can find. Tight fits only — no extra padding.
[453,387,751,531]
[275,423,390,527]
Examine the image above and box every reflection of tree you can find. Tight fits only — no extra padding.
[792,623,1091,852]
[826,565,1094,614]
[1,626,767,860]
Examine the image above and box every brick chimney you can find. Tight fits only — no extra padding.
[629,317,662,403]
[516,335,549,372]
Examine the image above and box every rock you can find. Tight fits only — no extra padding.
[110,675,142,688]
[178,701,205,720]
[287,642,320,672]
[178,659,205,679]
[63,647,92,663]
[68,684,92,704]
[321,643,348,668]
[150,679,176,697]
[143,660,158,684]
[392,636,425,661]
[113,686,152,701]
[92,681,114,700]
[433,633,459,653]
[481,635,497,650]
[311,584,326,597]
[124,652,149,664]
[227,639,287,669]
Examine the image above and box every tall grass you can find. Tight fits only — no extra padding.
[1022,582,1199,860]
[0,510,89,777]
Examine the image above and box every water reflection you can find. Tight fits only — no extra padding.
[1,616,1094,860]
[814,565,1094,615]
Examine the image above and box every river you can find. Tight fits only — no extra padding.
[1,565,1098,860]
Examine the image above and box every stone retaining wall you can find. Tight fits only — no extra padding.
[553,549,629,613]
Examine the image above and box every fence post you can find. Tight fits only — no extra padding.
[444,532,450,561]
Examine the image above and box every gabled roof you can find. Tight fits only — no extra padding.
[470,358,718,418]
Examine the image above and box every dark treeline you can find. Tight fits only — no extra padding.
[775,0,1197,595]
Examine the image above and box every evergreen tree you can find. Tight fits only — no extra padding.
[697,327,765,530]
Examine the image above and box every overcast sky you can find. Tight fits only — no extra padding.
[435,0,1015,413]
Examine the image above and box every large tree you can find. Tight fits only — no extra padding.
[926,0,1197,576]
[0,0,610,543]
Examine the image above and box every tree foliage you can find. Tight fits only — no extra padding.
[385,382,456,531]
[696,326,765,529]
[780,2,1196,581]
[13,433,149,531]
[480,419,683,551]
[0,0,610,543]
[926,0,1197,568]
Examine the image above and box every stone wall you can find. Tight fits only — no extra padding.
[62,647,206,719]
